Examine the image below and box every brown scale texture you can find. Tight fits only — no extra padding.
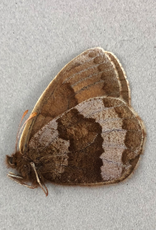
[24,97,145,185]
[56,109,103,183]
[6,48,146,195]
[6,95,145,193]
[19,48,125,153]
[106,52,131,105]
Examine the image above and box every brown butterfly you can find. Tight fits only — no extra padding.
[6,47,146,196]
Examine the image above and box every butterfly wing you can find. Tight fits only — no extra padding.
[28,97,145,185]
[106,52,131,105]
[19,47,130,154]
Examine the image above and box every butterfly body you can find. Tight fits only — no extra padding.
[6,48,146,195]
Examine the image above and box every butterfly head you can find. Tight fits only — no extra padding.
[6,152,22,168]
[6,152,48,196]
[6,152,32,181]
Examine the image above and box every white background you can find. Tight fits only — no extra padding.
[0,0,156,229]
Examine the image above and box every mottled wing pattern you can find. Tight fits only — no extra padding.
[19,47,129,153]
[28,97,145,185]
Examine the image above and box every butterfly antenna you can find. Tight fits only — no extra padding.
[15,110,37,153]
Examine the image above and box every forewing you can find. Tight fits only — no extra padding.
[20,47,129,153]
[28,97,145,185]
[106,51,131,105]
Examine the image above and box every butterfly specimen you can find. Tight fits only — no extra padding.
[6,47,146,196]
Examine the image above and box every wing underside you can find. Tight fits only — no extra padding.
[28,97,145,185]
[19,48,130,154]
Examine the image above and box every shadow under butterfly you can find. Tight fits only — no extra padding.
[6,47,146,196]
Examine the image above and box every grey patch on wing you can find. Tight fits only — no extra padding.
[28,118,70,175]
[76,97,128,181]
